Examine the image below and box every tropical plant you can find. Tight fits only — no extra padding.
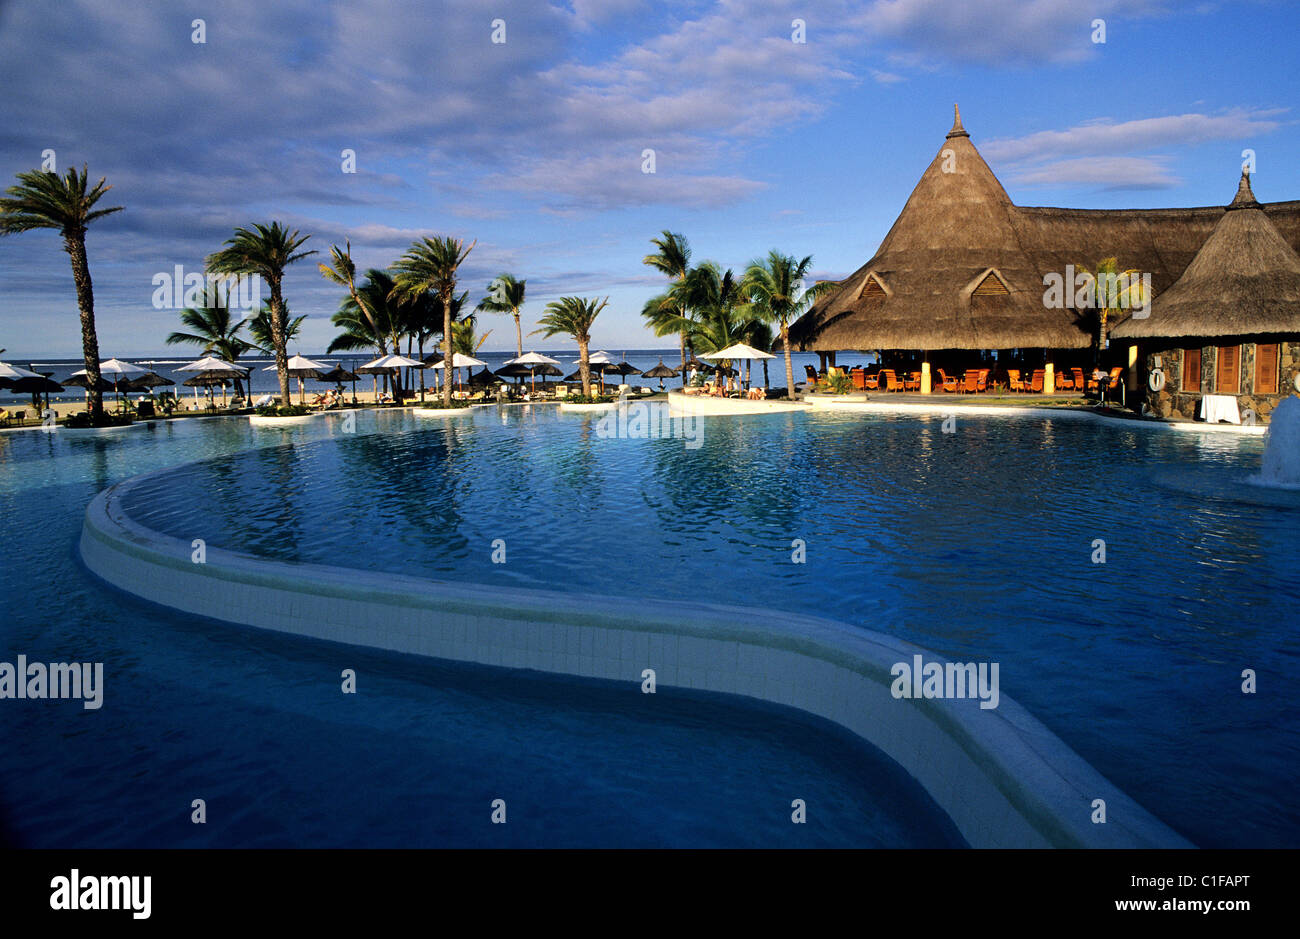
[392,236,475,406]
[475,273,526,359]
[328,269,405,396]
[0,165,123,421]
[207,221,316,403]
[165,287,255,396]
[743,251,835,398]
[642,231,693,384]
[249,302,306,355]
[532,296,607,398]
[1075,257,1149,366]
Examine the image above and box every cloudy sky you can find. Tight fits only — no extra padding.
[1,0,1296,358]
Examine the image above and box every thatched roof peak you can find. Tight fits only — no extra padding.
[1113,172,1300,340]
[1228,171,1260,211]
[947,103,968,139]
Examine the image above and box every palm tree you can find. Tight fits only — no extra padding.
[207,221,316,403]
[476,273,526,359]
[1075,257,1148,367]
[166,288,255,396]
[333,269,406,397]
[392,236,475,406]
[532,296,607,398]
[642,231,693,384]
[744,251,835,398]
[0,165,123,420]
[249,302,306,354]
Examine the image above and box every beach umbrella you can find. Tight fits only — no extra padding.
[3,372,62,412]
[425,352,488,391]
[358,353,422,403]
[467,366,500,389]
[71,357,148,407]
[641,359,679,390]
[600,361,642,387]
[62,373,114,392]
[506,351,562,391]
[316,364,360,402]
[123,371,175,390]
[181,371,234,407]
[175,355,246,374]
[585,350,615,365]
[701,343,773,390]
[263,354,328,404]
[175,355,251,405]
[0,361,46,384]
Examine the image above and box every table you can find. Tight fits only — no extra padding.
[1199,394,1241,424]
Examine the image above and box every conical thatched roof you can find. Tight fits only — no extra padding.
[793,109,1300,352]
[1112,173,1300,340]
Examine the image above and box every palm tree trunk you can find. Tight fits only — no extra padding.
[269,278,291,404]
[579,338,591,398]
[442,290,454,406]
[679,331,687,387]
[513,311,523,360]
[64,233,105,420]
[782,325,794,399]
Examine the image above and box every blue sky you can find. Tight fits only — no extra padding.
[1,0,1297,359]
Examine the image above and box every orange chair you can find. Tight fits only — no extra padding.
[977,368,989,392]
[936,369,957,392]
[863,371,879,390]
[1007,369,1025,392]
[1028,369,1045,393]
[1056,369,1075,390]
[878,369,902,392]
[962,371,979,393]
[1072,367,1086,391]
[851,367,867,391]
[904,371,921,391]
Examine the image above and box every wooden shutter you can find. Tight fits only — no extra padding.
[861,275,885,297]
[1215,345,1239,393]
[1255,343,1279,394]
[1181,348,1201,392]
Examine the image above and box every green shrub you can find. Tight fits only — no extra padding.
[826,371,854,394]
[255,404,310,417]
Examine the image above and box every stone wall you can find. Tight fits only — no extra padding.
[1140,339,1300,423]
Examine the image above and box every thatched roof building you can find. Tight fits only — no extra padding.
[1111,173,1300,341]
[793,106,1300,353]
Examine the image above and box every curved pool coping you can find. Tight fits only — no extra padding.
[667,391,810,415]
[249,413,318,426]
[80,459,1191,849]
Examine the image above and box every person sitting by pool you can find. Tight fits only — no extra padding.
[746,386,766,400]
[377,390,394,404]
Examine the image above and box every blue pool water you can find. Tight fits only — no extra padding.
[0,413,960,848]
[4,406,1298,846]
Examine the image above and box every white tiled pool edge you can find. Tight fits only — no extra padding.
[80,469,1192,849]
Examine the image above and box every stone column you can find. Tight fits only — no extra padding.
[921,361,932,394]
[1044,362,1056,394]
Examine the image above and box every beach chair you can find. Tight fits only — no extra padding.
[936,369,957,392]
[850,367,867,391]
[878,369,902,392]
[905,372,921,391]
[1072,368,1086,391]
[1028,369,1045,393]
[962,371,978,394]
[1055,370,1074,391]
[1007,369,1025,392]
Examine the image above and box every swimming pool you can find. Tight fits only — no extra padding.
[4,406,1298,846]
